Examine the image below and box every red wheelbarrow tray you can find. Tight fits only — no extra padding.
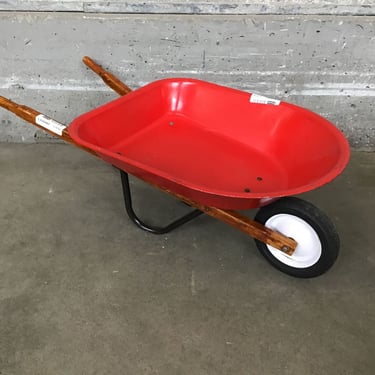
[68,78,350,210]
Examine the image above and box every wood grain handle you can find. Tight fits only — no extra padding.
[82,56,132,96]
[0,95,40,124]
[0,95,97,155]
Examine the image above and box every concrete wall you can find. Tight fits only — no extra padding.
[1,1,375,15]
[0,1,374,149]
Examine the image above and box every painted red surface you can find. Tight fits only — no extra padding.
[69,78,350,209]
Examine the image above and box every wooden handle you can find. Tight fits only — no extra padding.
[82,56,132,96]
[158,185,297,255]
[0,95,97,155]
[205,208,297,255]
[0,95,40,124]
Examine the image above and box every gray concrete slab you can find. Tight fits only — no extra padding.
[0,12,374,148]
[0,143,374,374]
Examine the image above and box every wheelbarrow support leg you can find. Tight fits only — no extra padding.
[120,170,203,234]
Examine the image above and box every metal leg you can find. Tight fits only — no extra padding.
[120,170,203,234]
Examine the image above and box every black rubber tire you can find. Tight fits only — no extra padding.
[254,197,339,278]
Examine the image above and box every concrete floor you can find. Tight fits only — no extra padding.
[0,143,374,374]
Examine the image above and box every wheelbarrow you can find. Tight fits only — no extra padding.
[0,56,350,278]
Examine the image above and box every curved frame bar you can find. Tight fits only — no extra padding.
[120,170,203,234]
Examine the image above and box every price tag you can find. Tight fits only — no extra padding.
[35,114,66,136]
[250,94,280,106]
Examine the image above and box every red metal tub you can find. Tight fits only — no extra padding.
[68,78,350,210]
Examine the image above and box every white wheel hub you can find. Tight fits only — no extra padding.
[265,214,322,268]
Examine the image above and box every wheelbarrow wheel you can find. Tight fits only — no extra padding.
[254,197,339,278]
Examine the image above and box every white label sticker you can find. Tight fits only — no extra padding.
[35,114,66,136]
[250,94,280,106]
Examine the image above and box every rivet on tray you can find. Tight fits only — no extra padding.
[244,188,251,193]
[257,176,263,181]
[169,121,175,126]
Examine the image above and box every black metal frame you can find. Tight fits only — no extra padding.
[120,170,203,234]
